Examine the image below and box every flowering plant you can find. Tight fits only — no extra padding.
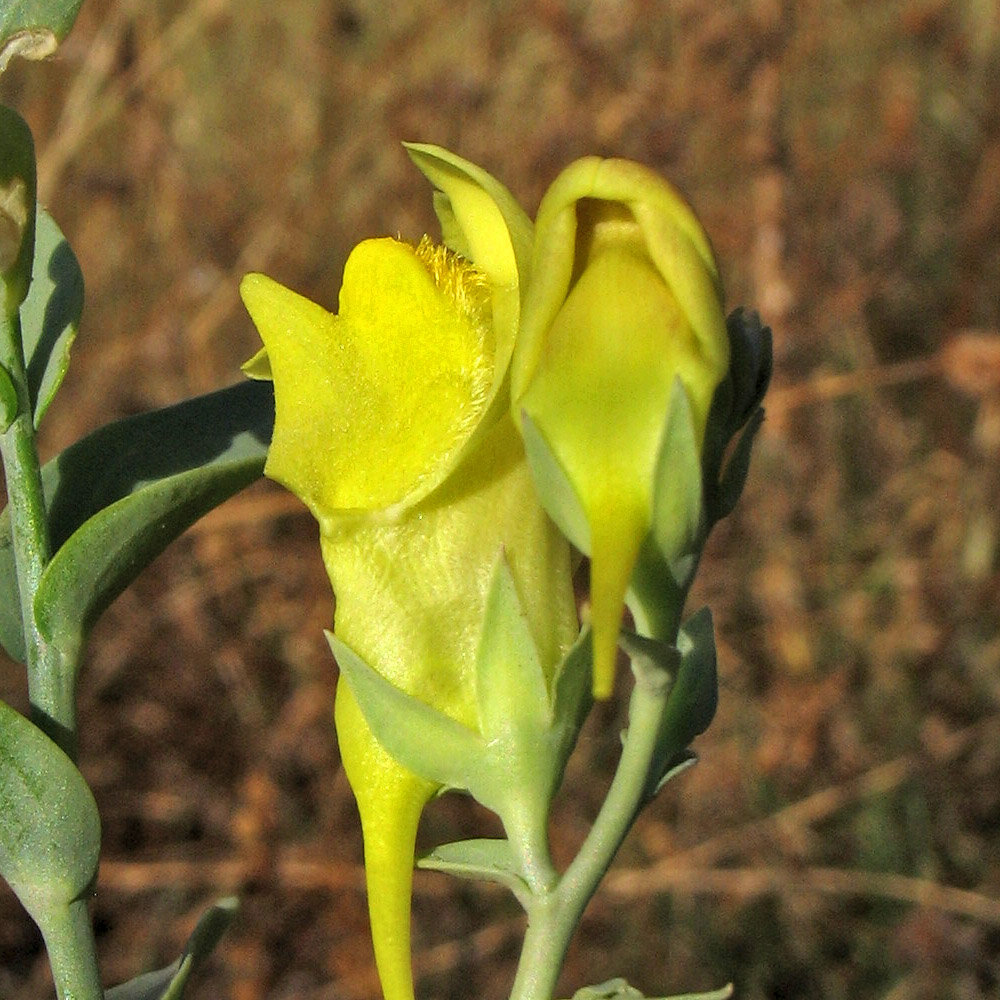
[0,10,769,998]
[242,144,771,1000]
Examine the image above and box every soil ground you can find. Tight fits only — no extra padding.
[1,1,1000,998]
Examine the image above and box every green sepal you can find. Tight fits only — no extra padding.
[623,607,718,802]
[0,361,16,430]
[0,105,36,308]
[0,0,85,73]
[327,631,487,793]
[471,559,590,869]
[0,697,100,924]
[549,627,594,781]
[20,206,83,427]
[106,897,238,1000]
[476,552,551,742]
[0,380,273,664]
[417,838,530,905]
[650,377,703,564]
[519,410,591,553]
[564,978,733,1000]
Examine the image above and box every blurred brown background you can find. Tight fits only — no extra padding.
[1,0,999,997]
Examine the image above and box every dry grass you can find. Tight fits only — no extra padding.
[1,1,999,998]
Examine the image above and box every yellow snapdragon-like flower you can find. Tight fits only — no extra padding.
[240,147,576,1000]
[511,158,730,698]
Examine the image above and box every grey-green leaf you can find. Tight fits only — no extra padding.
[327,632,487,791]
[0,697,100,923]
[0,380,273,664]
[418,838,530,904]
[20,206,83,427]
[106,897,238,1000]
[0,0,84,73]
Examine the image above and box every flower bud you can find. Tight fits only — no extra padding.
[511,158,730,698]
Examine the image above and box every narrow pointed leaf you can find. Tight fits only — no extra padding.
[0,380,273,663]
[328,632,487,791]
[0,698,99,922]
[34,457,262,658]
[418,838,529,902]
[20,206,83,427]
[106,897,238,1000]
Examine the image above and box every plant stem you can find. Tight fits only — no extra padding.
[0,305,77,754]
[509,667,673,1000]
[39,898,104,1000]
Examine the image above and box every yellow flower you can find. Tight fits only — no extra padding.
[511,157,730,698]
[240,147,575,1000]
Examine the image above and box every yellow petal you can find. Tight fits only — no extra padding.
[334,681,431,1000]
[239,237,494,523]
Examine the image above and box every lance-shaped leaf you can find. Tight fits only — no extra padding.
[0,697,99,923]
[106,897,238,1000]
[0,0,85,74]
[0,380,273,663]
[20,206,83,428]
[418,839,530,906]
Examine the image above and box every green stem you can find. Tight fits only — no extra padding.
[508,668,672,1000]
[38,898,104,1000]
[506,794,559,896]
[0,305,77,754]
